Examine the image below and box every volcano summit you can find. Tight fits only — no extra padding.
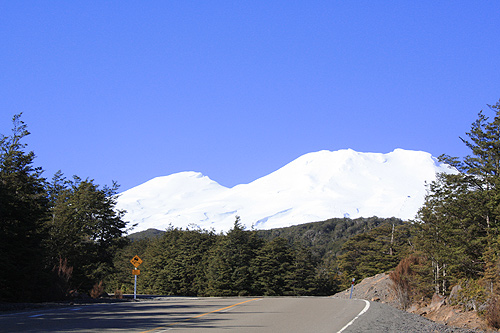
[116,149,457,233]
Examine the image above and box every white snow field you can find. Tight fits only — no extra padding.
[116,149,457,233]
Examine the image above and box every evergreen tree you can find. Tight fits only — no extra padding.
[415,173,488,294]
[415,100,500,296]
[337,222,411,288]
[141,227,215,296]
[47,175,128,292]
[0,114,49,301]
[205,217,262,296]
[251,237,293,295]
[284,244,318,295]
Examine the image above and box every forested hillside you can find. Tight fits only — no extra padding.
[256,216,405,259]
[127,228,166,241]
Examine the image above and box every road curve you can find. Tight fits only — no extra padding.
[0,297,369,332]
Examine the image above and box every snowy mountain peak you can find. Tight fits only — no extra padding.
[116,149,457,233]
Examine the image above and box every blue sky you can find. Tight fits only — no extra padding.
[1,1,499,191]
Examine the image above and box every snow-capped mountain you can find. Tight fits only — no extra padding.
[116,149,457,233]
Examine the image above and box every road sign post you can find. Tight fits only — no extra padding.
[130,255,143,300]
[134,274,137,300]
[349,278,355,299]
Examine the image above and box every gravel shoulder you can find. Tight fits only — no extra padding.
[342,300,483,333]
[334,273,489,332]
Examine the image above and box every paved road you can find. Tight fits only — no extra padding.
[0,297,368,332]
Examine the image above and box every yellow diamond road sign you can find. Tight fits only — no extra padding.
[130,255,143,268]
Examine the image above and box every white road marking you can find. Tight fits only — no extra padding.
[337,299,370,333]
[29,314,45,318]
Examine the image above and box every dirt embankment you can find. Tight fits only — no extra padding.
[334,273,492,332]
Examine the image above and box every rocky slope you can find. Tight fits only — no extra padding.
[335,273,489,332]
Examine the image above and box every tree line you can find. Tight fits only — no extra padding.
[0,114,128,302]
[391,101,500,319]
[111,218,333,296]
[109,216,411,296]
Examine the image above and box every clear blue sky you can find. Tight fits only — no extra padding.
[1,1,499,191]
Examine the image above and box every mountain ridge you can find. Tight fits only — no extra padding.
[116,149,457,233]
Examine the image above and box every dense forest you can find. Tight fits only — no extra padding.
[111,216,407,297]
[2,100,500,329]
[392,101,500,327]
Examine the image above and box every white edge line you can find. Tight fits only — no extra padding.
[337,299,370,333]
[29,314,45,318]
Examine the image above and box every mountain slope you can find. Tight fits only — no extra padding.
[116,149,457,232]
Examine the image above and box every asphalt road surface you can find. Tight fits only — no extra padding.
[0,297,369,332]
